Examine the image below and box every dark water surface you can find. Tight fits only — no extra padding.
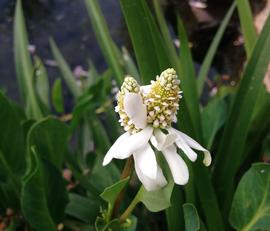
[0,0,125,102]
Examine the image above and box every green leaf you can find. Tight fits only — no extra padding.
[0,92,25,175]
[84,0,124,85]
[14,0,42,119]
[165,187,185,231]
[120,0,170,84]
[90,155,121,193]
[139,177,174,212]
[236,0,257,57]
[177,15,225,231]
[202,97,227,149]
[21,148,68,230]
[213,14,270,213]
[183,203,200,231]
[52,78,64,113]
[229,163,270,231]
[122,47,140,81]
[197,2,236,95]
[177,17,201,137]
[86,60,99,89]
[100,177,130,206]
[65,193,100,224]
[49,38,81,98]
[27,117,69,169]
[34,56,50,110]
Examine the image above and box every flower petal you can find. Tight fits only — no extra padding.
[162,145,189,185]
[140,84,152,95]
[133,143,157,179]
[103,132,130,166]
[123,92,147,129]
[178,131,211,166]
[151,129,177,151]
[116,126,153,158]
[134,161,167,191]
[169,127,211,166]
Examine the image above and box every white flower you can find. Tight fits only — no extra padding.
[103,68,211,191]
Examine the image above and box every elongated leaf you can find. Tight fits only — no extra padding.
[213,14,270,214]
[154,0,201,138]
[236,0,257,57]
[120,0,169,84]
[85,0,124,85]
[183,204,200,231]
[50,38,81,98]
[197,2,236,95]
[202,97,227,148]
[14,0,42,119]
[177,16,225,231]
[27,117,69,169]
[86,60,99,89]
[21,149,68,230]
[122,47,140,81]
[52,78,64,113]
[152,1,223,229]
[177,17,201,137]
[229,163,270,230]
[165,187,185,231]
[34,56,50,110]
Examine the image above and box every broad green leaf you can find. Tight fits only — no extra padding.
[14,0,42,119]
[85,0,124,85]
[0,150,21,209]
[213,14,270,212]
[52,78,64,113]
[236,0,257,57]
[197,2,236,95]
[49,38,81,98]
[202,97,227,149]
[229,163,270,231]
[21,149,68,230]
[0,92,25,175]
[120,0,170,84]
[100,177,130,205]
[34,56,50,110]
[27,117,69,169]
[65,193,100,224]
[139,177,174,212]
[183,203,200,231]
[90,154,120,192]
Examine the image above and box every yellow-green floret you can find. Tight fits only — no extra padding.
[115,76,141,134]
[144,68,181,129]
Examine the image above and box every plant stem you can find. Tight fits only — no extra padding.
[119,186,144,222]
[112,157,134,218]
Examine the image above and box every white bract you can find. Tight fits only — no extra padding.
[103,68,211,191]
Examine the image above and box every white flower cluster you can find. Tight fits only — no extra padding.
[104,68,211,191]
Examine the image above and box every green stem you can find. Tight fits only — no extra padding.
[119,186,144,222]
[112,157,134,218]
